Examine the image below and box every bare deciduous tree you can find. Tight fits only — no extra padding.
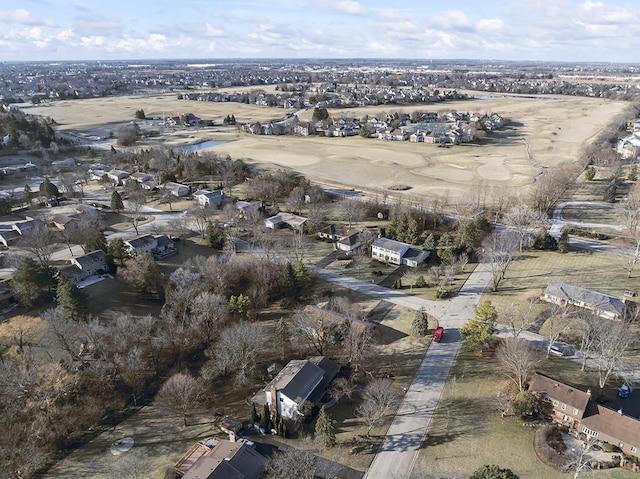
[504,205,547,253]
[501,300,536,339]
[592,320,635,388]
[356,378,401,436]
[154,372,205,426]
[496,337,543,391]
[205,321,264,386]
[481,229,519,292]
[19,220,58,271]
[545,304,572,358]
[339,198,363,228]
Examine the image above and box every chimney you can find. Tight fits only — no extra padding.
[270,386,278,416]
[229,433,236,442]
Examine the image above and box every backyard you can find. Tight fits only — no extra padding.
[418,348,638,479]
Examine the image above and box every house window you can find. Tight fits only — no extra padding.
[561,404,566,410]
[582,426,599,437]
[619,443,625,449]
[562,415,571,423]
[552,400,559,407]
[631,447,637,454]
[573,408,579,415]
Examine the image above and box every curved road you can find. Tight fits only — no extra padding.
[314,262,494,479]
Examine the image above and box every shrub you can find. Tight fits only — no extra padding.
[414,275,427,288]
[534,426,569,469]
[584,166,596,181]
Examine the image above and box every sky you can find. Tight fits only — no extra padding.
[1,0,639,63]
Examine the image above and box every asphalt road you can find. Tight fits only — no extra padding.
[316,262,494,479]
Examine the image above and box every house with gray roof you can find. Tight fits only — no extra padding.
[263,356,338,420]
[371,237,430,267]
[542,281,627,320]
[175,438,266,479]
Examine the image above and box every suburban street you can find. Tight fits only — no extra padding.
[316,262,494,479]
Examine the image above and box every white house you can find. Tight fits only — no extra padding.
[107,169,130,185]
[264,212,307,230]
[162,181,190,197]
[371,237,409,265]
[194,189,224,207]
[264,357,338,420]
[371,237,430,267]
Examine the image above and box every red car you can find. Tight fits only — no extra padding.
[433,326,444,342]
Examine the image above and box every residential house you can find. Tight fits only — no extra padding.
[581,405,640,457]
[174,438,266,479]
[12,218,42,236]
[542,282,627,320]
[371,237,430,267]
[124,234,158,255]
[106,169,130,185]
[52,213,77,230]
[58,250,108,285]
[129,172,156,189]
[264,212,307,230]
[528,372,591,430]
[0,227,21,247]
[124,234,175,258]
[318,225,363,253]
[163,181,190,198]
[234,200,263,218]
[264,356,339,420]
[194,189,225,207]
[529,372,640,458]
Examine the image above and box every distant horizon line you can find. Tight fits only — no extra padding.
[1,57,638,67]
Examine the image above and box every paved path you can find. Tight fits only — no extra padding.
[316,262,494,479]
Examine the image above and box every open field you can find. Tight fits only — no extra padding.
[419,349,636,479]
[28,93,628,201]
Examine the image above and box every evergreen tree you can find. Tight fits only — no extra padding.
[274,317,290,360]
[260,404,271,431]
[603,178,617,203]
[628,165,638,182]
[23,184,34,206]
[83,223,107,253]
[460,301,497,352]
[251,403,260,424]
[107,237,129,265]
[423,233,436,250]
[206,221,225,249]
[56,275,89,321]
[314,406,336,448]
[282,262,301,303]
[111,189,124,212]
[39,177,59,199]
[229,294,250,318]
[411,309,429,336]
[584,166,596,181]
[294,260,310,291]
[470,464,519,479]
[11,257,46,307]
[557,229,570,253]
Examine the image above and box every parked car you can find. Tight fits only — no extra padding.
[619,384,631,398]
[433,326,444,342]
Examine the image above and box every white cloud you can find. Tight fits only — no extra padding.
[204,23,224,37]
[477,18,503,30]
[313,0,364,15]
[0,8,55,26]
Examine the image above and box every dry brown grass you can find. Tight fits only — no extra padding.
[419,349,637,479]
[29,93,628,202]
